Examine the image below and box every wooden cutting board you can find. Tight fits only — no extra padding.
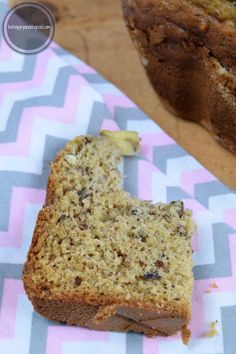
[9,0,236,190]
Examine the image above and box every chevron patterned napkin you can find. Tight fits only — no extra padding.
[0,2,236,354]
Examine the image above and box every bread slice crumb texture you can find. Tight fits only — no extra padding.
[24,132,195,308]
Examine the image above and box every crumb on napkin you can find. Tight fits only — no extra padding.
[204,321,219,337]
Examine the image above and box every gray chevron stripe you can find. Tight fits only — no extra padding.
[0,135,69,231]
[0,66,78,142]
[193,223,234,280]
[221,305,236,354]
[153,144,187,173]
[0,171,46,231]
[114,107,148,130]
[82,73,107,84]
[29,312,51,354]
[124,156,141,198]
[167,186,190,202]
[0,52,37,83]
[126,333,143,354]
[52,47,71,57]
[29,312,64,354]
[0,3,7,30]
[194,181,233,208]
[0,263,23,310]
[87,102,112,135]
[0,262,23,278]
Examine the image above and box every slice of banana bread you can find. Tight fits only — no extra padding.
[122,0,236,153]
[23,130,195,343]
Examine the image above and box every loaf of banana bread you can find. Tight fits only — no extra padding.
[122,0,236,153]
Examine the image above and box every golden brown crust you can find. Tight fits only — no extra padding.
[27,296,188,337]
[45,152,65,206]
[122,0,236,153]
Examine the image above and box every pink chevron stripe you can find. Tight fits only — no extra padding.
[224,209,236,230]
[143,337,159,354]
[229,232,236,276]
[0,50,55,104]
[140,133,175,160]
[182,198,209,219]
[159,333,181,345]
[0,37,13,61]
[73,62,97,74]
[103,94,136,115]
[101,118,120,131]
[46,326,109,354]
[137,159,160,200]
[49,42,59,50]
[0,279,24,339]
[182,198,207,215]
[0,75,89,157]
[195,275,236,294]
[180,169,216,197]
[0,187,45,247]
